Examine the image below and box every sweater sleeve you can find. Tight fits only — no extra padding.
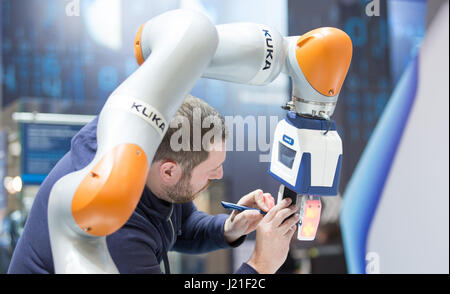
[234,263,259,274]
[106,220,164,274]
[172,202,246,254]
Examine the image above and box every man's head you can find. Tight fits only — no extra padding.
[147,95,227,203]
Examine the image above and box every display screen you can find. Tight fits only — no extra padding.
[278,142,296,169]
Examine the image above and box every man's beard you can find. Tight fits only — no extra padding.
[164,173,211,204]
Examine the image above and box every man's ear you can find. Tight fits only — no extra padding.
[159,160,182,185]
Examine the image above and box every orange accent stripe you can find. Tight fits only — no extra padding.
[72,144,148,236]
[134,24,145,66]
[295,27,353,97]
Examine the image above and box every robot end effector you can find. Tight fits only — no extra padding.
[271,28,352,241]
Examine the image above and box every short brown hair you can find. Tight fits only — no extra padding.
[152,95,227,175]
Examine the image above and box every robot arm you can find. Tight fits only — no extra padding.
[136,20,352,114]
[48,9,219,273]
[48,9,352,273]
[136,22,286,86]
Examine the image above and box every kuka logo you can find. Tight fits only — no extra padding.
[262,30,274,70]
[131,102,166,133]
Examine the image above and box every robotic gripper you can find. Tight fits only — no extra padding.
[270,28,352,241]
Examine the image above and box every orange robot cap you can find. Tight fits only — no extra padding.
[71,144,148,236]
[134,24,145,66]
[295,27,353,97]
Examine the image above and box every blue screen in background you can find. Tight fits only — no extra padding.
[20,123,83,184]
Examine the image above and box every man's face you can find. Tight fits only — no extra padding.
[165,141,226,203]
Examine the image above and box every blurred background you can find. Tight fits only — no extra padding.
[0,0,448,274]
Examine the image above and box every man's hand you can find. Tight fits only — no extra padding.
[247,197,300,274]
[223,189,274,244]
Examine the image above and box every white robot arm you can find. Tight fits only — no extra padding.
[48,9,352,273]
[48,9,219,274]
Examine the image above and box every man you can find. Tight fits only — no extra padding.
[8,96,299,274]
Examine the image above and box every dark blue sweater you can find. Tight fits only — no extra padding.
[7,117,257,274]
